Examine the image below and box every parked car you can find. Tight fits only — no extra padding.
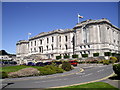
[69,60,78,66]
[44,62,52,65]
[35,62,44,66]
[27,62,35,66]
[9,61,17,65]
[54,61,62,65]
[3,61,9,64]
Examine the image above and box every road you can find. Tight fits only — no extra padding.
[2,64,113,89]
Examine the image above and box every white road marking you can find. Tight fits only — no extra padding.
[97,69,104,72]
[34,78,68,83]
[84,73,93,77]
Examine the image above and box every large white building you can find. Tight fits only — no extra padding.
[16,18,120,64]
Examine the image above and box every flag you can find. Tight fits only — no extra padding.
[78,14,83,18]
[28,33,31,35]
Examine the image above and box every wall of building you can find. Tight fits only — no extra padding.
[16,19,120,63]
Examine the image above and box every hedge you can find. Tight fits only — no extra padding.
[61,62,73,71]
[111,53,116,56]
[38,65,64,75]
[104,52,111,56]
[93,53,99,57]
[0,71,8,79]
[72,54,78,58]
[82,54,88,58]
[64,55,70,59]
[56,56,62,59]
[103,60,110,65]
[110,57,118,63]
[113,64,120,76]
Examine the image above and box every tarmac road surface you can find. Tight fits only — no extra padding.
[2,64,113,89]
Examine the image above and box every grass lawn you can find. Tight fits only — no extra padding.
[48,82,119,90]
[0,65,43,73]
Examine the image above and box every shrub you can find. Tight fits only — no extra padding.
[90,60,98,63]
[116,54,120,62]
[103,60,109,65]
[104,52,111,56]
[113,64,120,76]
[72,54,78,58]
[38,65,64,75]
[0,71,8,79]
[98,60,103,64]
[56,56,62,59]
[64,55,70,59]
[110,57,118,63]
[79,61,85,64]
[44,65,64,73]
[39,68,56,75]
[93,53,99,57]
[8,68,40,78]
[111,53,116,56]
[61,62,73,71]
[82,54,88,58]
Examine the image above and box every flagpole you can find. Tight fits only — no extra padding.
[28,33,31,40]
[78,13,79,23]
[28,34,29,40]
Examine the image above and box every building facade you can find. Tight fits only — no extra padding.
[16,18,120,63]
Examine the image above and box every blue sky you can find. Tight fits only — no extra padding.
[2,2,118,54]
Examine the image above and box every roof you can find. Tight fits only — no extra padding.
[16,40,29,45]
[74,18,120,30]
[29,29,73,40]
[29,18,120,40]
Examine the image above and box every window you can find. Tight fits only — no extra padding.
[51,45,54,50]
[84,45,86,48]
[34,48,36,52]
[114,40,115,43]
[31,48,32,53]
[39,46,43,53]
[46,46,48,51]
[107,26,109,30]
[40,40,42,44]
[51,54,54,57]
[35,41,36,46]
[31,42,32,46]
[60,45,61,49]
[52,36,54,42]
[39,47,41,52]
[88,51,90,54]
[80,46,82,49]
[84,40,86,43]
[65,36,67,42]
[59,36,61,42]
[84,51,86,54]
[65,45,68,50]
[47,38,49,43]
[118,41,119,44]
[88,45,90,48]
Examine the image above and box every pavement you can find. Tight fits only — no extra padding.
[101,77,120,89]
